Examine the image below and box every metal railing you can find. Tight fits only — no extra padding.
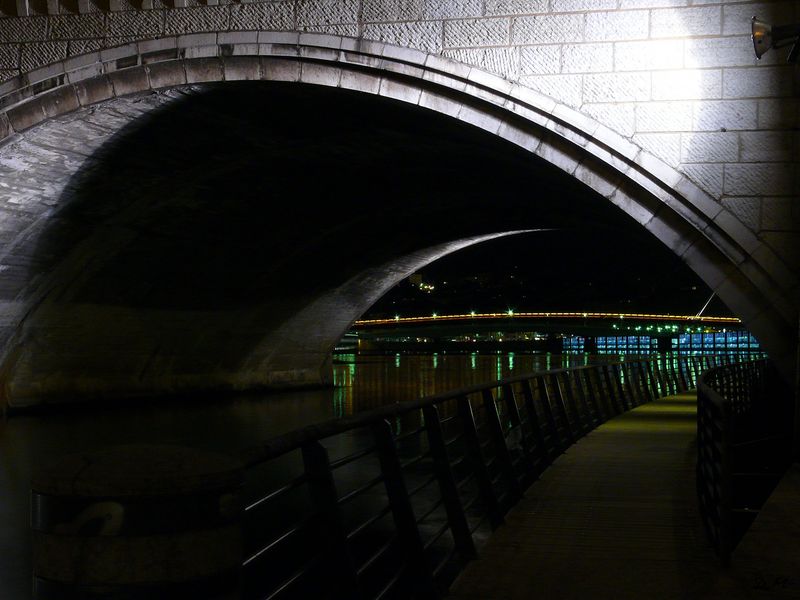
[236,354,710,599]
[696,357,792,566]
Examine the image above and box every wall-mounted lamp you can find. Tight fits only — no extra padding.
[752,16,800,63]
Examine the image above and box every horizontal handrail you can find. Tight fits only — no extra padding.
[328,444,377,470]
[337,474,385,506]
[244,473,307,513]
[240,359,663,468]
[347,504,393,542]
[243,514,315,566]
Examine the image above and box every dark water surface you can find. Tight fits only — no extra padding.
[0,352,593,598]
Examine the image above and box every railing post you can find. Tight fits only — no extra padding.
[537,375,565,451]
[651,358,665,398]
[677,356,689,392]
[626,362,642,408]
[639,361,653,402]
[457,396,503,528]
[657,356,668,394]
[584,368,606,424]
[719,395,733,566]
[572,370,595,430]
[560,371,588,437]
[501,383,538,485]
[549,373,576,444]
[302,442,361,598]
[620,363,634,406]
[668,355,681,394]
[634,360,651,406]
[666,355,677,393]
[658,357,672,395]
[691,356,701,387]
[645,360,659,400]
[371,420,439,598]
[620,362,637,408]
[482,389,524,501]
[696,384,720,561]
[603,365,623,415]
[422,405,478,562]
[520,379,553,467]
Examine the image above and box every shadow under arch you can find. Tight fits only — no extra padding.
[9,81,651,405]
[0,33,796,406]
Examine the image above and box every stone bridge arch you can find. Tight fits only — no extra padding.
[0,31,796,407]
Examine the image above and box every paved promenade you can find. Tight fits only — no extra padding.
[449,392,729,599]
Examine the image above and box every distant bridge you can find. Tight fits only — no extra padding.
[350,312,748,353]
[354,311,742,335]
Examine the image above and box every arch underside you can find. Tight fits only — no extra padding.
[0,34,796,407]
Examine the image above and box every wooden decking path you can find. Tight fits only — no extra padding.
[448,391,730,599]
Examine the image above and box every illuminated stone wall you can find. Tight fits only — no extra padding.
[1,1,797,242]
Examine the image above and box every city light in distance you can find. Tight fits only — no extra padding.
[355,311,741,327]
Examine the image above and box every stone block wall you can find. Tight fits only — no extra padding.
[0,1,797,265]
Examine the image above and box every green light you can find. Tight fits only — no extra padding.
[470,310,476,316]
[394,315,400,320]
[507,309,514,316]
[432,312,437,318]
[332,386,345,417]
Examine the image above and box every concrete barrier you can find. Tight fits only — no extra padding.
[31,444,243,599]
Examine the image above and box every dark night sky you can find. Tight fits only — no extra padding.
[366,226,733,319]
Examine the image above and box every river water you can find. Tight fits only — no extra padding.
[0,352,594,598]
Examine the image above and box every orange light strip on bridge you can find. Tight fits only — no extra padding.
[354,312,742,327]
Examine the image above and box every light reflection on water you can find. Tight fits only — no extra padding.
[330,352,586,417]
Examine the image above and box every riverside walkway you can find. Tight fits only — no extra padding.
[449,391,740,600]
